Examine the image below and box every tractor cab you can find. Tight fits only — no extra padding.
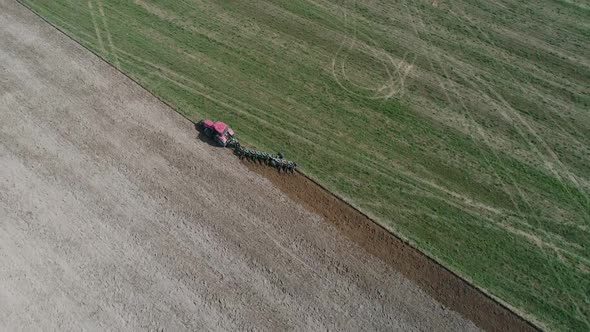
[198,119,235,147]
[213,121,228,136]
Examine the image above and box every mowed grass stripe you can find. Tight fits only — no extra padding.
[22,0,590,330]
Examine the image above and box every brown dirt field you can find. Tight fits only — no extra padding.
[0,0,534,331]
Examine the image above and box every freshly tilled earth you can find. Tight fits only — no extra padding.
[0,1,481,330]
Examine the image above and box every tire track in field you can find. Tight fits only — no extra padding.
[395,0,528,217]
[402,2,588,327]
[414,1,579,228]
[398,3,580,328]
[87,0,106,55]
[333,33,413,100]
[526,83,590,152]
[454,6,590,210]
[466,69,590,215]
[399,0,536,263]
[469,73,590,226]
[448,6,590,324]
[404,3,572,223]
[483,0,589,69]
[327,1,509,218]
[330,0,414,101]
[332,0,512,230]
[454,54,590,231]
[452,65,590,290]
[95,0,120,69]
[332,1,552,224]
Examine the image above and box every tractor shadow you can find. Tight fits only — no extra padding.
[194,122,221,147]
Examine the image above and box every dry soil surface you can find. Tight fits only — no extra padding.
[0,0,507,331]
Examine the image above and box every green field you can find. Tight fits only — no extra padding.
[21,0,590,330]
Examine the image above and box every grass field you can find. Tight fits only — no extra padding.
[20,0,589,330]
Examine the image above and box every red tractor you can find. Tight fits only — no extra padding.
[197,119,235,147]
[196,118,297,173]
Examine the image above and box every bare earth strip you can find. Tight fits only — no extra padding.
[0,1,484,331]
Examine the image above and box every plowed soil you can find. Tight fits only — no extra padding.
[0,0,533,331]
[244,165,538,332]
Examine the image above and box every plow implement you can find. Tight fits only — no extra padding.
[198,119,297,173]
[230,141,297,173]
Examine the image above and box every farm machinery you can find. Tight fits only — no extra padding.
[197,119,297,173]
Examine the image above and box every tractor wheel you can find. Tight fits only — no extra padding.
[203,127,212,138]
[215,137,225,147]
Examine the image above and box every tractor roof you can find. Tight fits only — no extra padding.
[213,121,228,134]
